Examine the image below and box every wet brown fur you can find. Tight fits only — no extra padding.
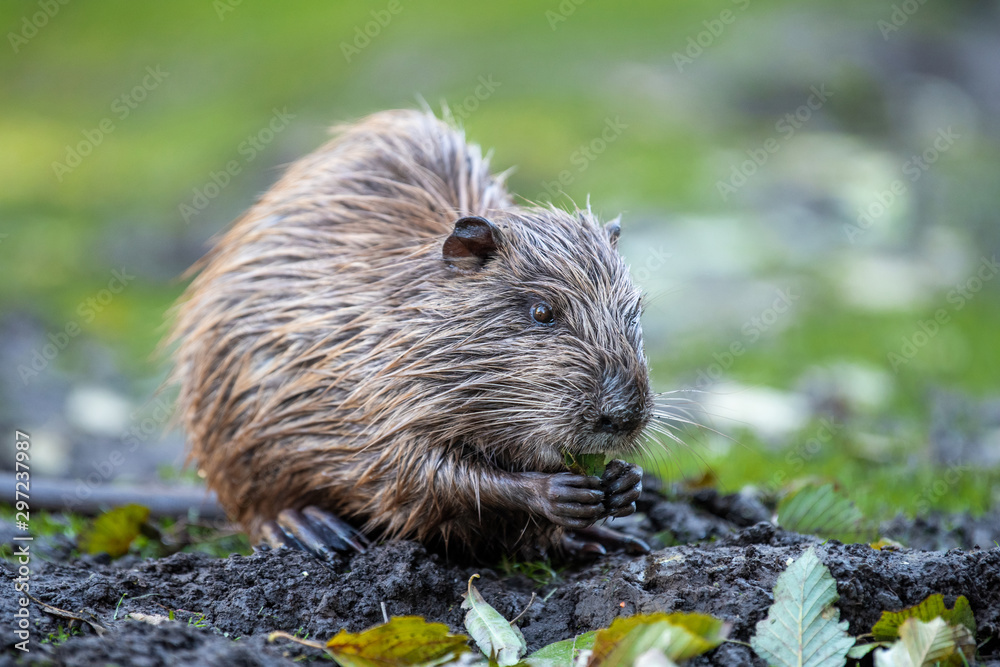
[167,110,651,559]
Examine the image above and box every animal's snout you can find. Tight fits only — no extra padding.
[594,409,644,435]
[594,370,650,436]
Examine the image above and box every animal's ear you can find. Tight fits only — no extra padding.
[442,216,503,272]
[604,218,621,249]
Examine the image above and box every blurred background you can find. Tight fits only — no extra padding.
[2,1,999,530]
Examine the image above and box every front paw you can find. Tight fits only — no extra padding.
[533,472,604,530]
[601,459,642,518]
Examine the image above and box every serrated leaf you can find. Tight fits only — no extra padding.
[462,574,527,666]
[777,483,869,543]
[871,594,976,642]
[521,631,596,667]
[750,547,854,667]
[873,617,976,667]
[79,504,150,557]
[323,616,470,667]
[588,612,728,665]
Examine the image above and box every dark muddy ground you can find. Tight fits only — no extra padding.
[2,487,999,666]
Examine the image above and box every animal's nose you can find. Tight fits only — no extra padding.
[595,369,649,435]
[594,408,644,435]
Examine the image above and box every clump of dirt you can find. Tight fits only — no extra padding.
[3,488,999,666]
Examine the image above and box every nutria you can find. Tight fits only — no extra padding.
[167,109,654,561]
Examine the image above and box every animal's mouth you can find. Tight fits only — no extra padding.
[565,420,648,458]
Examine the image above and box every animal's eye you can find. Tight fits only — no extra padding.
[530,302,555,325]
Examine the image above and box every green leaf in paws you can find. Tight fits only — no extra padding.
[562,450,607,477]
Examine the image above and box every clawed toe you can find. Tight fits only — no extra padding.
[561,533,608,559]
[569,524,651,556]
[259,505,369,562]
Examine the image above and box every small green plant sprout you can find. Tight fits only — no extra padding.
[499,556,562,587]
[187,613,209,628]
[41,625,80,646]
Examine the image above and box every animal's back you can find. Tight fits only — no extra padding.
[170,111,511,532]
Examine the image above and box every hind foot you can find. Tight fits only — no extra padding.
[259,506,370,562]
[562,524,651,558]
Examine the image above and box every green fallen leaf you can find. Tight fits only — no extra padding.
[777,483,869,543]
[591,622,682,667]
[648,612,728,643]
[588,612,727,665]
[462,574,527,666]
[522,630,596,667]
[79,504,150,557]
[871,594,976,642]
[750,547,854,667]
[873,617,976,667]
[323,616,470,667]
[562,450,606,477]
